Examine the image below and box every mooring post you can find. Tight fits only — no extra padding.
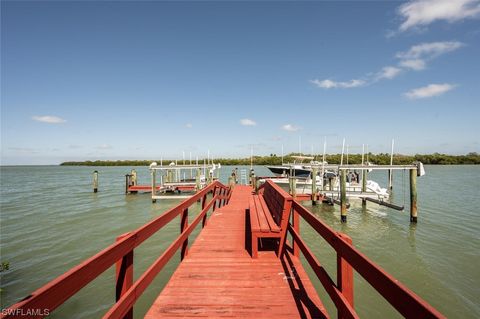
[337,232,354,319]
[311,166,317,205]
[115,233,133,319]
[93,170,98,193]
[195,168,201,191]
[362,169,367,207]
[291,177,297,198]
[125,174,131,194]
[340,169,347,222]
[410,168,418,223]
[151,169,156,203]
[180,208,188,260]
[388,169,393,191]
[131,169,137,186]
[228,175,235,188]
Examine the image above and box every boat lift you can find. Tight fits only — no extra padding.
[148,161,220,202]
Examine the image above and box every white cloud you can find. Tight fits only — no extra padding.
[399,59,426,70]
[405,83,456,99]
[398,0,480,31]
[240,118,257,126]
[396,41,464,59]
[185,123,193,128]
[32,115,66,124]
[375,66,402,80]
[96,144,113,150]
[282,124,300,132]
[310,79,366,89]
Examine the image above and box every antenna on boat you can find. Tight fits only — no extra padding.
[183,151,185,165]
[366,144,369,163]
[207,150,210,165]
[340,138,345,165]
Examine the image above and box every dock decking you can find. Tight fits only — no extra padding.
[146,186,327,319]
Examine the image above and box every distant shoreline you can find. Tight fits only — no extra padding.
[60,153,479,166]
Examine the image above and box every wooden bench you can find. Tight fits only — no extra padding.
[249,180,293,258]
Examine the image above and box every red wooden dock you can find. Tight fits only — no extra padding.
[146,185,327,318]
[2,180,445,319]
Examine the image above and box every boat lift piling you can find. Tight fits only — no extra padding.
[93,171,98,193]
[311,166,318,205]
[410,168,418,223]
[340,169,347,222]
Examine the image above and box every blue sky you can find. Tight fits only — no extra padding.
[1,0,480,164]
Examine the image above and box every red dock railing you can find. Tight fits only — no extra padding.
[1,181,231,319]
[286,194,445,318]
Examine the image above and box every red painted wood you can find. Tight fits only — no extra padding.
[103,194,219,319]
[145,185,329,319]
[289,225,358,319]
[290,201,446,319]
[1,181,227,319]
[115,233,133,319]
[337,233,354,319]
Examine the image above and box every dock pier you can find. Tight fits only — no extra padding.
[2,180,444,319]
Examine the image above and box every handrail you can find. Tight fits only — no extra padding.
[1,181,231,319]
[289,200,446,319]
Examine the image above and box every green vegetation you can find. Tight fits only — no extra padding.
[60,152,480,166]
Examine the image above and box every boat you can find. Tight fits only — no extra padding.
[267,156,327,178]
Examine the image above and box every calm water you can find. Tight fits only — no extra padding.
[0,165,479,318]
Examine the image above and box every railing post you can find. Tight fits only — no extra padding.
[337,232,354,319]
[220,188,225,207]
[181,208,188,260]
[212,186,218,212]
[292,207,300,257]
[115,233,133,319]
[202,193,208,227]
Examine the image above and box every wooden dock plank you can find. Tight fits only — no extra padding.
[145,185,328,319]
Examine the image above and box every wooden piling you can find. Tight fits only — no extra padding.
[311,166,317,205]
[93,171,98,193]
[292,177,297,198]
[195,168,201,191]
[228,175,235,188]
[151,169,156,203]
[340,170,347,222]
[131,169,137,186]
[410,168,418,223]
[362,169,367,207]
[388,169,393,191]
